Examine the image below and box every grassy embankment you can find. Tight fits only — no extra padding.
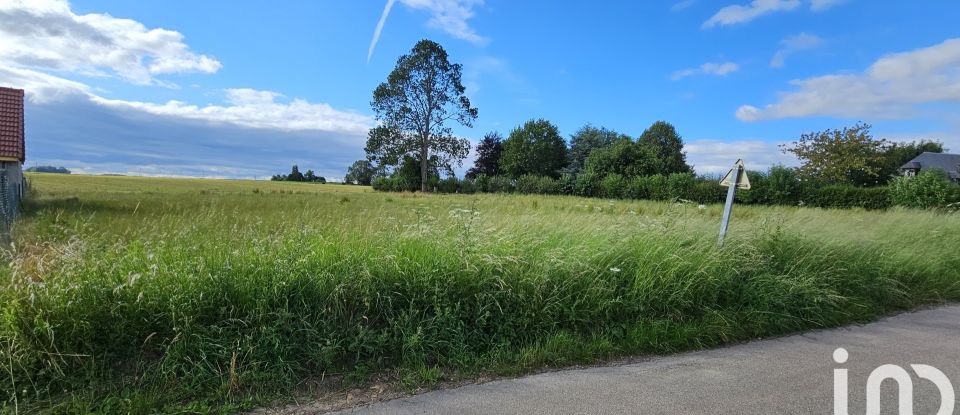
[2,173,959,413]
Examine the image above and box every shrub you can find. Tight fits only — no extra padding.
[735,171,766,205]
[488,176,514,193]
[667,172,696,200]
[559,174,577,196]
[372,176,390,191]
[687,180,726,204]
[890,169,957,209]
[807,185,890,210]
[625,176,649,200]
[573,172,601,197]
[514,175,561,195]
[765,165,804,206]
[459,178,477,194]
[599,174,627,198]
[437,177,459,193]
[474,174,491,193]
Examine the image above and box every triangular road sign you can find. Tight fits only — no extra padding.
[719,159,751,189]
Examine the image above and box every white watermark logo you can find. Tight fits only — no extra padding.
[833,347,955,415]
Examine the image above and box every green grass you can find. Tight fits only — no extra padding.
[3,173,960,413]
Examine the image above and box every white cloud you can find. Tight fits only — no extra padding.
[770,32,823,68]
[672,62,740,80]
[738,38,960,121]
[368,0,398,63]
[1,65,372,135]
[671,0,696,12]
[91,88,373,135]
[367,0,486,61]
[686,139,797,175]
[402,0,486,44]
[703,0,845,28]
[809,0,845,11]
[0,0,221,85]
[0,65,89,103]
[702,0,801,28]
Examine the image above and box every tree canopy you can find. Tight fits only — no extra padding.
[584,137,657,178]
[638,121,691,174]
[780,123,893,186]
[566,125,628,175]
[366,39,477,191]
[466,131,503,178]
[345,160,376,186]
[499,119,567,178]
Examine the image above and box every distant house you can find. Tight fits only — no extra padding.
[900,152,960,183]
[0,87,25,222]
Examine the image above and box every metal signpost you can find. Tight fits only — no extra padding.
[718,159,750,245]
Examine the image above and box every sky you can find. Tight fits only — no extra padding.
[1,0,959,180]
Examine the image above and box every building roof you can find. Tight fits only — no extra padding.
[900,152,960,179]
[0,87,25,162]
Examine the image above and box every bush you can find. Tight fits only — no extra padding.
[559,174,577,196]
[372,176,390,191]
[890,170,958,209]
[459,178,477,194]
[517,175,550,194]
[807,185,890,210]
[599,174,627,198]
[667,172,696,200]
[474,174,491,193]
[573,172,601,197]
[765,165,805,206]
[437,177,459,193]
[687,180,726,204]
[488,176,514,193]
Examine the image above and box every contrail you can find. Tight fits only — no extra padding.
[367,0,397,63]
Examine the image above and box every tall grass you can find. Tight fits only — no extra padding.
[2,173,959,413]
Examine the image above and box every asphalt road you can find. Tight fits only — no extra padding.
[333,305,960,414]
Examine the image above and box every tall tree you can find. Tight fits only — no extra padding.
[638,121,692,174]
[566,125,628,175]
[287,165,304,182]
[367,39,477,191]
[466,131,503,178]
[780,122,891,186]
[345,160,376,185]
[500,119,567,178]
[584,137,658,178]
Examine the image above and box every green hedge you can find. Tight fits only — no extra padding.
[373,171,902,210]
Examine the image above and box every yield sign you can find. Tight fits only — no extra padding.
[719,159,751,189]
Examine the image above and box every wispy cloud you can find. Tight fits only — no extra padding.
[809,0,845,11]
[737,38,960,121]
[367,0,397,63]
[703,0,844,28]
[366,0,486,61]
[0,0,221,86]
[770,32,823,68]
[670,0,696,12]
[702,0,801,28]
[672,62,740,80]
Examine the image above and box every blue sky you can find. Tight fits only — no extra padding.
[1,0,959,179]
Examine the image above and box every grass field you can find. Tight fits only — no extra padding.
[3,173,960,413]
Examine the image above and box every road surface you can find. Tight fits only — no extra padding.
[331,305,960,414]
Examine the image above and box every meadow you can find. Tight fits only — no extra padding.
[2,173,959,413]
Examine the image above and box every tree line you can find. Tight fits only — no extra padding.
[343,38,957,208]
[271,165,326,183]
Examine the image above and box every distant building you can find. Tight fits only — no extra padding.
[0,87,25,222]
[900,152,960,183]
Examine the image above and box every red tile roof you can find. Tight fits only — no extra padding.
[0,87,25,162]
